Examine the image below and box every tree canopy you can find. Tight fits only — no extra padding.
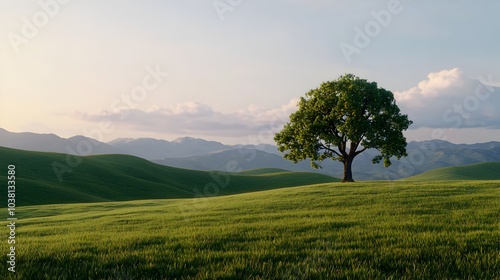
[274,74,412,182]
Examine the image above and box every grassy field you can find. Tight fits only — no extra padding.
[2,180,499,279]
[0,147,338,206]
[405,162,500,181]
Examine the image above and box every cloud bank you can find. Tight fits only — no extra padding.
[79,68,499,142]
[395,68,500,129]
[80,99,299,138]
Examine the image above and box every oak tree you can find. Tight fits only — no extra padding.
[274,74,412,182]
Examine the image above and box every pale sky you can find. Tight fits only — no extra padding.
[1,0,499,144]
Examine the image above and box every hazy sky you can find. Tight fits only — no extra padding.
[1,0,499,144]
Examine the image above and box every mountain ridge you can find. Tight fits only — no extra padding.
[1,128,499,179]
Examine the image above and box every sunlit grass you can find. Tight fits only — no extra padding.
[3,180,500,279]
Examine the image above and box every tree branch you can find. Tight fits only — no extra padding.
[319,142,342,158]
[354,147,368,156]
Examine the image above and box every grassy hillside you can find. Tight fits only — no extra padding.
[3,180,499,279]
[0,146,338,206]
[239,168,290,175]
[405,162,500,181]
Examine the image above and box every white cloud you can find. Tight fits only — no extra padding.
[394,68,466,106]
[395,68,500,129]
[79,99,299,138]
[418,68,464,92]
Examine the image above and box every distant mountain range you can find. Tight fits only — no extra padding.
[153,141,500,180]
[0,128,277,158]
[0,128,122,155]
[1,128,499,180]
[109,137,279,159]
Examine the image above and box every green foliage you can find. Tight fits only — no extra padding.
[275,74,412,181]
[3,181,499,279]
[405,162,500,181]
[0,146,337,206]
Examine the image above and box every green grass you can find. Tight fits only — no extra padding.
[2,180,499,279]
[405,162,500,181]
[0,147,338,206]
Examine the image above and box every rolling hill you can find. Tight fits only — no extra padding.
[405,162,500,181]
[239,168,290,175]
[0,146,338,206]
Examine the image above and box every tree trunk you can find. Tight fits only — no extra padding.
[342,156,355,182]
